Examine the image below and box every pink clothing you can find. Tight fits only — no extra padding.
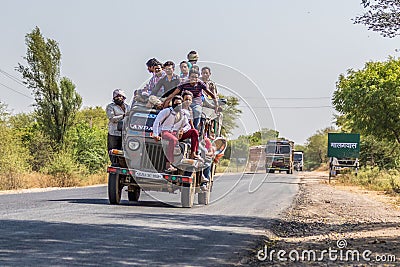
[161,129,199,163]
[181,129,199,154]
[161,131,179,163]
[205,137,212,150]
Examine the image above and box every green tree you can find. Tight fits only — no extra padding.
[68,122,108,172]
[359,135,400,168]
[17,26,82,148]
[304,127,337,169]
[0,104,31,189]
[354,0,400,38]
[248,128,279,146]
[333,57,400,144]
[66,107,108,172]
[295,144,306,152]
[74,106,108,129]
[9,112,53,171]
[220,95,242,137]
[224,135,249,160]
[224,128,279,160]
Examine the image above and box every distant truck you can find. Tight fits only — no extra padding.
[248,145,266,172]
[294,151,304,171]
[265,140,294,174]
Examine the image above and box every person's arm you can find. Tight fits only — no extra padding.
[106,104,124,122]
[152,109,168,137]
[189,119,195,129]
[203,83,216,100]
[150,77,163,96]
[203,83,219,111]
[162,88,181,108]
[182,115,191,133]
[210,82,219,99]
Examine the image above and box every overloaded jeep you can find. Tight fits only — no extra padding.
[107,99,226,208]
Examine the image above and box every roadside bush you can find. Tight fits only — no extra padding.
[338,167,400,195]
[220,159,230,167]
[9,113,54,171]
[67,123,108,173]
[0,128,31,190]
[41,151,82,187]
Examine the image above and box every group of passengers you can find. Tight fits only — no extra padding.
[106,51,219,178]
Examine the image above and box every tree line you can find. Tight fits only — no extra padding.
[4,1,400,189]
[0,27,241,190]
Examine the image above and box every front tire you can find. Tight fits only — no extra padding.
[108,173,122,204]
[250,164,256,172]
[128,186,140,202]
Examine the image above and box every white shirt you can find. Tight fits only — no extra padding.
[152,107,191,136]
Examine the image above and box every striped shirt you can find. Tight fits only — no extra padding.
[147,71,166,94]
[178,80,207,105]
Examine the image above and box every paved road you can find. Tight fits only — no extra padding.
[0,172,300,266]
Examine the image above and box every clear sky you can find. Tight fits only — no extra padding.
[0,0,398,144]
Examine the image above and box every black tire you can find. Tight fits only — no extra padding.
[198,183,210,205]
[250,164,256,172]
[267,169,274,173]
[198,191,210,205]
[128,186,140,202]
[108,173,122,204]
[181,185,195,208]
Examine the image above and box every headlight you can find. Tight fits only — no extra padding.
[128,139,140,151]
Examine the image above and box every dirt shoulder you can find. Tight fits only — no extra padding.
[242,171,400,266]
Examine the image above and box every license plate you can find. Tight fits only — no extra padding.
[135,170,163,180]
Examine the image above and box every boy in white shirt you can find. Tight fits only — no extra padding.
[152,95,200,172]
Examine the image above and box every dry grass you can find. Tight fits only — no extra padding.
[79,173,107,186]
[314,163,329,171]
[0,171,107,191]
[215,163,247,173]
[335,168,400,197]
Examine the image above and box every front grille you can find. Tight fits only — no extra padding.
[141,142,167,172]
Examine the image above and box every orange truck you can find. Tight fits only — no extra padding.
[248,145,266,172]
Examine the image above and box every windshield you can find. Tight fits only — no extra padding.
[266,145,276,154]
[129,112,157,132]
[266,144,291,154]
[279,146,290,154]
[294,154,303,161]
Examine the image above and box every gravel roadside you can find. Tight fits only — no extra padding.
[241,171,400,266]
